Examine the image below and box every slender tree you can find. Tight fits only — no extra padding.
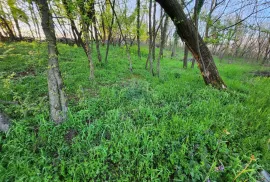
[105,0,115,64]
[157,11,169,77]
[35,0,68,123]
[183,44,188,68]
[136,0,141,59]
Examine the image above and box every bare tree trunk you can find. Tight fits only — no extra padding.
[82,23,95,79]
[105,0,115,64]
[256,27,262,61]
[62,0,84,48]
[0,16,16,40]
[14,19,22,40]
[152,1,156,61]
[35,0,67,123]
[262,34,270,65]
[171,30,178,58]
[31,2,41,40]
[191,58,195,68]
[92,5,102,63]
[145,0,152,72]
[78,1,95,79]
[157,12,169,77]
[156,0,226,89]
[183,44,188,68]
[101,3,106,46]
[136,0,141,59]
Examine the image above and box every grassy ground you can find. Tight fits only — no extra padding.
[0,41,269,181]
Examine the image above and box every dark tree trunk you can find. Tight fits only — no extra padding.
[157,12,169,77]
[191,58,195,68]
[136,0,141,59]
[35,0,67,123]
[156,0,226,89]
[262,34,270,65]
[171,30,178,58]
[183,44,188,69]
[62,0,84,48]
[105,0,115,64]
[146,0,153,75]
[14,19,22,40]
[152,1,156,61]
[0,16,16,40]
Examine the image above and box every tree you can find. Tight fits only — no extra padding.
[78,0,95,79]
[145,0,153,75]
[35,0,67,123]
[156,0,226,89]
[136,0,141,59]
[171,30,178,58]
[183,44,188,68]
[157,11,169,77]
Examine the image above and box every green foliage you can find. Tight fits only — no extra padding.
[0,42,269,181]
[7,0,29,23]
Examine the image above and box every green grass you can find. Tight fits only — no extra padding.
[0,41,269,181]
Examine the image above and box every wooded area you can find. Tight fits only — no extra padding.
[0,0,269,181]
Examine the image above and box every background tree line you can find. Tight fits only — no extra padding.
[0,0,269,63]
[0,0,269,122]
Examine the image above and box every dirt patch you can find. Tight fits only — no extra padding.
[64,129,78,144]
[251,71,270,77]
[15,67,36,78]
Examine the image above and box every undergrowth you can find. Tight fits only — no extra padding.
[0,42,269,181]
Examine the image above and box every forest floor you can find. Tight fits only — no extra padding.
[0,41,269,181]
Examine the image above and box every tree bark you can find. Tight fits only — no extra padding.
[156,0,226,89]
[183,44,188,69]
[35,0,67,123]
[157,12,169,77]
[78,1,95,79]
[14,18,22,40]
[146,0,153,75]
[105,0,115,64]
[92,4,102,63]
[136,0,141,59]
[171,30,178,58]
[0,16,16,40]
[152,1,156,61]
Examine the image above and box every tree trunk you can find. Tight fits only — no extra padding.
[14,18,22,40]
[31,2,41,40]
[78,1,95,79]
[157,12,169,77]
[62,0,84,48]
[35,0,67,123]
[152,1,156,61]
[136,0,141,59]
[156,0,226,89]
[171,30,178,58]
[146,0,153,75]
[191,58,195,68]
[262,34,270,65]
[92,5,102,63]
[105,0,115,64]
[82,22,95,79]
[0,16,16,40]
[183,44,188,69]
